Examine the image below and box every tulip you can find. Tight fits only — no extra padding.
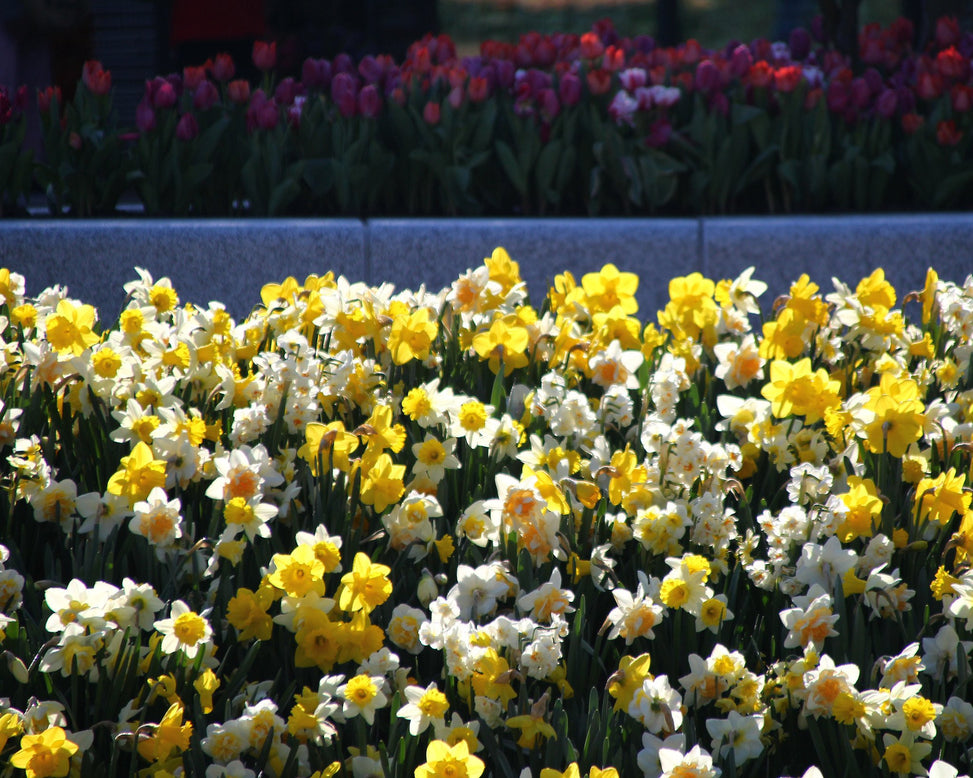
[901,113,924,135]
[152,80,177,110]
[274,77,302,106]
[951,84,973,113]
[619,67,647,92]
[227,79,250,104]
[774,65,802,93]
[537,88,559,122]
[210,52,235,82]
[183,65,206,91]
[603,45,625,72]
[645,117,671,148]
[558,72,581,106]
[37,85,61,114]
[694,60,721,93]
[586,68,611,96]
[135,99,156,132]
[708,91,729,116]
[936,47,970,82]
[255,99,279,130]
[331,72,358,118]
[875,88,898,119]
[175,113,198,141]
[302,58,331,91]
[788,27,811,61]
[915,69,944,101]
[729,45,752,79]
[467,76,489,103]
[747,61,774,89]
[580,32,604,60]
[82,60,111,96]
[448,85,464,109]
[333,53,355,75]
[193,80,219,111]
[935,16,961,49]
[422,100,440,125]
[849,77,871,111]
[358,84,381,118]
[936,119,962,147]
[253,40,276,72]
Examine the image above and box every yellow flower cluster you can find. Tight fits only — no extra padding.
[0,258,971,778]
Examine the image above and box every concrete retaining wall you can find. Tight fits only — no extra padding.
[2,215,971,321]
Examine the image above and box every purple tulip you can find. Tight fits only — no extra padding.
[193,80,219,111]
[135,98,156,132]
[175,112,198,141]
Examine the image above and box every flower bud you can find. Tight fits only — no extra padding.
[5,651,28,683]
[417,569,438,606]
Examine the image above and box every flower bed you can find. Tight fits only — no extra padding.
[0,255,972,778]
[2,15,973,217]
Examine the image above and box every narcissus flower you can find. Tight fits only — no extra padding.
[153,600,213,659]
[388,307,438,365]
[10,726,79,778]
[415,739,485,778]
[338,552,392,613]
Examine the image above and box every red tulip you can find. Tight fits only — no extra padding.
[951,84,973,113]
[580,32,604,60]
[253,40,276,72]
[37,85,61,114]
[82,60,111,96]
[467,76,489,103]
[211,53,235,82]
[936,119,962,146]
[901,112,924,135]
[586,68,611,96]
[227,79,251,104]
[774,65,802,93]
[422,100,440,125]
[183,65,207,91]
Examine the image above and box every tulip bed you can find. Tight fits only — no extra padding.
[2,15,973,217]
[0,254,972,778]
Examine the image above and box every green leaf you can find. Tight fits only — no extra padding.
[496,140,526,195]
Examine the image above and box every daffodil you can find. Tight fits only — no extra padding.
[415,739,485,778]
[10,726,79,778]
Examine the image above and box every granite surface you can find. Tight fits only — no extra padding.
[2,215,970,322]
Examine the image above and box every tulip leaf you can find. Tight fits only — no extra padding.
[496,140,526,195]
